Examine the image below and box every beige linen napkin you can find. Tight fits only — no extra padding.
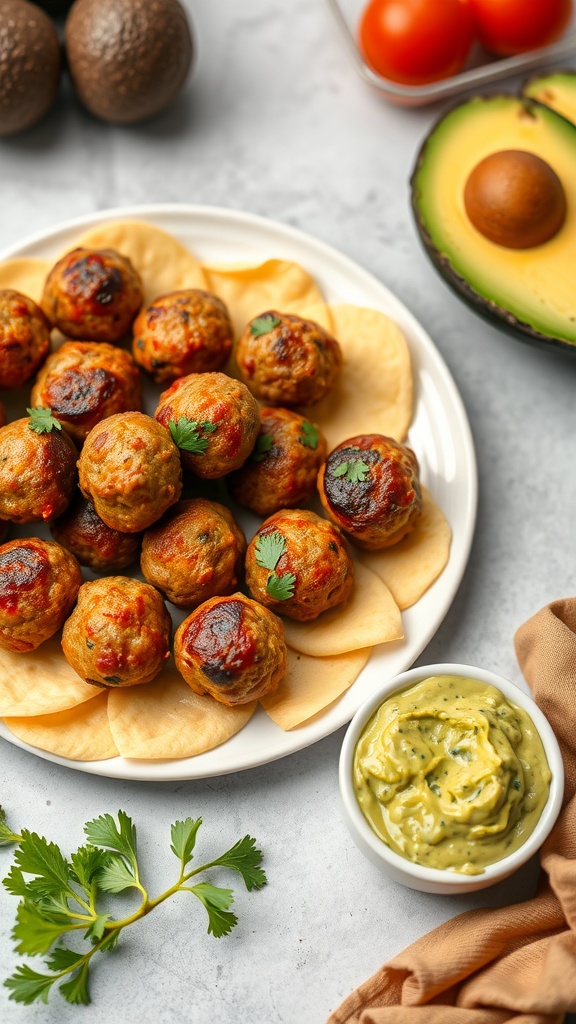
[327,599,576,1024]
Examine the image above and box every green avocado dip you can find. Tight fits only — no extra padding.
[353,675,552,875]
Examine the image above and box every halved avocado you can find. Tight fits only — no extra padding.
[523,69,576,126]
[410,94,576,354]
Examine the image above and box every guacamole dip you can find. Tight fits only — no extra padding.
[353,675,551,875]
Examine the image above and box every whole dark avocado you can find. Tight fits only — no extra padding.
[410,93,576,356]
[0,0,61,137]
[65,0,194,124]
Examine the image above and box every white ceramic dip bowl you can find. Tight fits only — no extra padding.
[339,662,564,894]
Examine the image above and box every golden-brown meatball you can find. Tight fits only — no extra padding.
[51,494,142,572]
[227,408,327,516]
[0,289,51,389]
[235,310,342,406]
[318,433,422,550]
[78,411,182,533]
[30,341,142,445]
[41,247,143,342]
[61,576,171,688]
[154,372,260,480]
[0,538,82,652]
[141,498,246,609]
[132,290,233,384]
[174,593,286,706]
[245,509,354,621]
[0,416,77,523]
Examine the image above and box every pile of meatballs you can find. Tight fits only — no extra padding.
[0,244,422,712]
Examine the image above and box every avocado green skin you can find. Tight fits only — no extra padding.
[410,95,576,358]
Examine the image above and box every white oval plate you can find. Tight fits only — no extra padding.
[0,204,477,780]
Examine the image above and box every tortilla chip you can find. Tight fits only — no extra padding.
[299,304,413,447]
[0,635,101,717]
[203,259,328,338]
[75,220,207,304]
[261,646,371,730]
[281,560,403,657]
[359,487,452,610]
[0,258,52,304]
[107,666,256,759]
[3,693,118,761]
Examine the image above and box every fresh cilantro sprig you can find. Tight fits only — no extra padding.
[27,407,62,435]
[299,421,319,450]
[331,458,370,484]
[250,314,281,337]
[250,433,274,463]
[0,806,266,1006]
[169,417,217,455]
[254,531,295,601]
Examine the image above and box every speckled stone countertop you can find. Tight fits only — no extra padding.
[1,2,575,1022]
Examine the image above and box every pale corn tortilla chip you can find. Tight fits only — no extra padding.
[203,259,329,338]
[75,220,207,304]
[3,693,118,761]
[359,487,452,610]
[0,635,102,717]
[107,666,256,759]
[261,646,371,730]
[0,258,51,304]
[299,304,413,447]
[282,561,403,657]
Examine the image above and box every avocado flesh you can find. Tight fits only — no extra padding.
[411,95,576,349]
[523,71,576,126]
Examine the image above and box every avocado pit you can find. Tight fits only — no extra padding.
[463,149,567,249]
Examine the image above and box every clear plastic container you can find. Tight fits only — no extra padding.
[326,0,576,106]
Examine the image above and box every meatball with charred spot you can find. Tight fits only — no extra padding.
[51,495,142,572]
[235,310,342,407]
[30,341,142,446]
[132,289,234,385]
[62,577,171,688]
[245,509,354,622]
[227,407,327,516]
[155,372,260,480]
[0,289,51,389]
[41,247,143,343]
[318,433,422,550]
[0,416,77,524]
[174,593,287,706]
[141,498,246,610]
[0,538,82,653]
[78,411,182,533]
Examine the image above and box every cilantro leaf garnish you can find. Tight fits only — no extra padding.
[250,314,281,337]
[1,807,266,1006]
[254,532,295,602]
[250,433,274,463]
[27,408,62,435]
[208,835,267,892]
[168,417,217,455]
[299,421,319,450]
[170,817,202,870]
[0,805,21,846]
[331,458,370,484]
[266,572,296,601]
[255,531,286,572]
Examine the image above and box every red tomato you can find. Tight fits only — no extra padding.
[358,0,475,86]
[466,0,573,56]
